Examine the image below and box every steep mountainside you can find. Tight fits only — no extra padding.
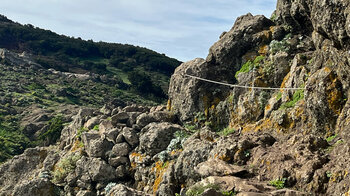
[1,0,350,196]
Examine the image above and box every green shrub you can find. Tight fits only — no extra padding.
[92,125,99,131]
[235,56,264,79]
[27,82,45,90]
[157,130,190,162]
[184,124,198,132]
[276,92,282,101]
[218,127,235,137]
[270,13,277,22]
[280,89,304,109]
[326,134,337,143]
[269,178,286,189]
[259,91,269,109]
[52,154,81,183]
[235,61,252,79]
[228,94,234,103]
[269,34,291,54]
[222,191,236,196]
[76,127,88,139]
[38,115,64,145]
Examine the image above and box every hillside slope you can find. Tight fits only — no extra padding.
[1,0,350,196]
[0,15,181,163]
[0,14,181,97]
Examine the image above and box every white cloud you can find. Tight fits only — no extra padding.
[0,0,276,61]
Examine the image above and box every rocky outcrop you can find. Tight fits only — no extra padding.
[0,147,59,196]
[275,0,350,47]
[166,0,350,195]
[169,14,275,122]
[0,48,42,69]
[3,0,350,196]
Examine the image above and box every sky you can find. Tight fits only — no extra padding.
[0,0,276,62]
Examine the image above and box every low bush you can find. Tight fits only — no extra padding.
[269,178,286,189]
[269,34,291,54]
[280,89,304,109]
[52,154,81,183]
[218,127,235,137]
[235,55,264,79]
[38,115,64,145]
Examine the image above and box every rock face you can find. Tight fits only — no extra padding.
[2,0,350,196]
[0,147,59,196]
[169,13,274,121]
[0,48,42,68]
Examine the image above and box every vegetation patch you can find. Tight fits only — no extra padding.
[92,125,99,131]
[218,127,235,137]
[52,153,81,183]
[76,127,89,139]
[326,134,338,143]
[269,34,291,54]
[184,123,199,132]
[269,178,286,189]
[0,113,30,163]
[235,55,264,79]
[37,115,64,145]
[280,89,304,109]
[276,92,282,101]
[157,130,189,162]
[222,191,237,196]
[186,183,236,196]
[0,128,30,163]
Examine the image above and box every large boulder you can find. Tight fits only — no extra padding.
[173,132,214,185]
[75,157,116,183]
[135,111,176,128]
[81,132,114,158]
[195,158,247,178]
[139,122,184,156]
[110,142,131,157]
[107,184,150,196]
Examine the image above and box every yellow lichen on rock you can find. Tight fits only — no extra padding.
[258,45,269,56]
[152,161,170,194]
[130,152,145,170]
[170,149,183,156]
[218,154,231,162]
[280,72,291,89]
[70,139,84,153]
[166,99,172,111]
